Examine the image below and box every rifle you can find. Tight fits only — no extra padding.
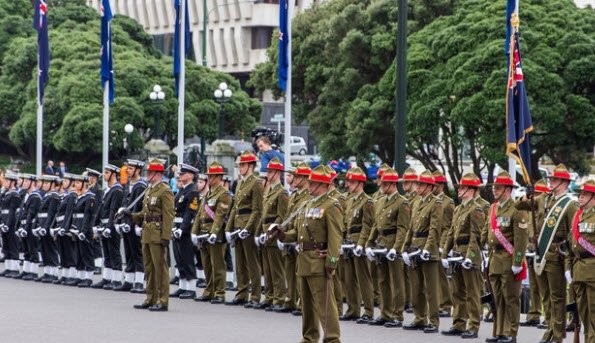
[480,250,497,336]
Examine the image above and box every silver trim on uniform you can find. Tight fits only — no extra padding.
[56,215,65,222]
[1,210,9,214]
[174,217,183,223]
[38,213,48,218]
[101,219,109,224]
[73,214,84,219]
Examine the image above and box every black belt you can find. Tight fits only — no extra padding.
[414,231,428,238]
[552,237,565,243]
[299,242,327,251]
[348,226,362,234]
[264,217,276,224]
[494,245,505,252]
[380,228,396,236]
[238,208,252,215]
[456,237,470,245]
[200,218,214,224]
[577,251,594,259]
[144,215,162,222]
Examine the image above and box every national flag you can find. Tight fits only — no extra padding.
[505,10,533,184]
[100,0,115,104]
[33,0,50,105]
[173,0,190,97]
[278,0,289,92]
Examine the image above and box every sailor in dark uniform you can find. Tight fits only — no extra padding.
[52,173,78,285]
[35,175,61,282]
[86,168,104,273]
[0,172,22,277]
[17,174,43,281]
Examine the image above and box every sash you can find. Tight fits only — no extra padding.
[490,203,527,281]
[204,203,216,221]
[534,195,573,275]
[572,209,595,257]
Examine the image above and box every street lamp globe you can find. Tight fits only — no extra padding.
[153,85,162,93]
[150,84,165,101]
[218,82,228,91]
[223,88,232,98]
[124,123,134,134]
[214,89,223,98]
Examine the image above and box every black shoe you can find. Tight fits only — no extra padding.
[34,274,46,282]
[252,302,270,310]
[485,336,505,343]
[438,309,451,317]
[225,298,247,306]
[53,277,66,285]
[148,304,168,312]
[291,309,302,316]
[64,278,80,286]
[22,273,36,281]
[274,306,293,313]
[6,270,19,278]
[519,319,540,327]
[179,291,196,299]
[441,328,464,336]
[368,317,388,326]
[114,282,133,292]
[384,320,403,328]
[339,314,359,321]
[91,279,109,289]
[243,301,258,309]
[130,283,144,293]
[536,322,548,330]
[41,275,56,283]
[77,279,92,288]
[403,322,427,331]
[461,331,478,339]
[194,295,211,302]
[267,304,283,312]
[356,315,372,324]
[496,337,515,343]
[170,288,184,297]
[14,271,26,279]
[210,297,224,304]
[169,276,179,285]
[423,325,438,333]
[0,269,8,277]
[133,302,152,310]
[102,281,115,290]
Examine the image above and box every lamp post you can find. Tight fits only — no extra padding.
[124,123,134,155]
[149,85,165,139]
[214,82,232,139]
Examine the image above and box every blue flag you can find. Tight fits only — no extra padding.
[33,0,50,105]
[504,0,516,56]
[100,0,115,104]
[506,27,533,184]
[278,0,289,92]
[173,0,190,98]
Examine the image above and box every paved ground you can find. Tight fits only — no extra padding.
[0,271,551,343]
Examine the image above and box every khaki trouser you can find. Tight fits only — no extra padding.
[410,260,440,327]
[343,255,374,318]
[377,260,405,321]
[574,280,595,343]
[334,259,344,316]
[369,260,380,305]
[283,250,299,309]
[451,266,483,332]
[299,274,340,343]
[439,264,453,311]
[234,237,262,302]
[490,270,522,337]
[200,243,227,299]
[262,246,286,305]
[536,259,566,342]
[404,264,412,307]
[526,259,543,321]
[142,243,169,306]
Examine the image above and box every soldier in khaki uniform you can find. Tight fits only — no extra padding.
[401,170,443,333]
[224,151,263,307]
[129,159,175,311]
[369,164,390,306]
[366,168,410,327]
[279,162,311,313]
[255,158,288,311]
[441,173,485,338]
[192,161,232,304]
[483,171,529,343]
[339,167,375,323]
[535,164,579,343]
[433,170,455,317]
[569,179,595,343]
[401,167,420,312]
[273,165,342,343]
[520,179,549,327]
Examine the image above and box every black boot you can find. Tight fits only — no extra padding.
[113,282,133,292]
[91,278,110,289]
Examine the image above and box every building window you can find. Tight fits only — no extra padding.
[255,0,280,4]
[251,27,273,50]
[153,32,195,60]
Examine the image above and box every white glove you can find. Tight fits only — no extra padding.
[173,229,182,239]
[207,233,217,244]
[191,233,198,246]
[339,247,344,255]
[386,248,397,261]
[114,224,121,234]
[365,247,375,261]
[276,240,284,250]
[32,227,40,237]
[565,270,572,284]
[439,247,443,254]
[239,229,249,240]
[511,265,523,275]
[92,226,101,235]
[402,252,411,266]
[0,224,8,233]
[258,233,267,245]
[102,228,111,238]
[58,228,66,236]
[39,228,47,237]
[19,228,28,238]
[50,228,58,238]
[420,249,430,261]
[77,232,86,241]
[353,245,363,257]
[254,236,261,248]
[441,258,449,269]
[462,258,473,270]
[135,226,142,237]
[225,231,233,244]
[121,224,131,233]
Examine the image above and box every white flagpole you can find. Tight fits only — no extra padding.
[283,0,292,169]
[36,79,42,176]
[103,80,109,187]
[508,0,519,182]
[177,0,186,165]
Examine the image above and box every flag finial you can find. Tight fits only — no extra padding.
[510,12,520,29]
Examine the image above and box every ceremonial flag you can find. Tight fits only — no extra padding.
[505,1,533,184]
[278,0,289,92]
[34,0,50,105]
[100,0,115,104]
[173,0,190,97]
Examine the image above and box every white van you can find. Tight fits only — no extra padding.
[289,136,307,155]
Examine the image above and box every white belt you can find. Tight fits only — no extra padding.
[56,215,65,222]
[1,210,8,214]
[73,214,84,219]
[38,213,48,218]
[174,217,183,223]
[101,219,109,224]
[20,220,26,224]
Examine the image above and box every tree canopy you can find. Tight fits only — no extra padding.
[249,0,594,180]
[0,0,261,164]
